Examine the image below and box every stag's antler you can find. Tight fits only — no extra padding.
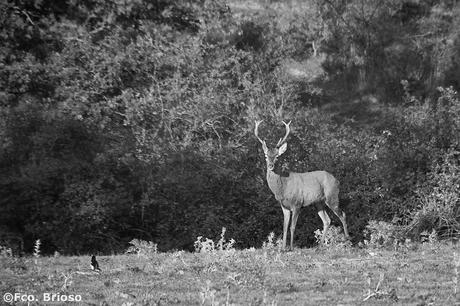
[276,120,291,147]
[254,120,265,144]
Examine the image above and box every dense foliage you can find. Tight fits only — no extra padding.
[1,0,459,254]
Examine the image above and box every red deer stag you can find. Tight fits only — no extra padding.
[254,120,349,250]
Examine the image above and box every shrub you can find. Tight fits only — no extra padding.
[363,220,404,248]
[408,149,460,238]
[126,239,158,256]
[0,245,13,258]
[420,229,439,244]
[261,232,283,264]
[194,227,235,253]
[314,225,351,248]
[261,232,282,251]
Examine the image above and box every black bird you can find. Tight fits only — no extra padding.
[91,255,101,272]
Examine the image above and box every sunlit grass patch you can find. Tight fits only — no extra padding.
[1,236,459,305]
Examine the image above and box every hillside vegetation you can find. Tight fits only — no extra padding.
[0,0,459,254]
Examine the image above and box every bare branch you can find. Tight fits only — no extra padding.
[312,41,317,57]
[13,7,35,25]
[206,120,222,149]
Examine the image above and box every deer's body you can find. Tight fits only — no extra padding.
[255,120,349,250]
[267,170,338,208]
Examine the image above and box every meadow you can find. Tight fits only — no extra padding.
[1,234,459,306]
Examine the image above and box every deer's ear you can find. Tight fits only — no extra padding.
[278,142,287,155]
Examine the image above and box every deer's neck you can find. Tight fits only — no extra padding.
[266,169,286,201]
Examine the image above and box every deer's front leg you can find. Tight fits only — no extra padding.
[290,207,300,250]
[281,204,291,251]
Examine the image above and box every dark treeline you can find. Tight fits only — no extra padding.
[0,0,459,254]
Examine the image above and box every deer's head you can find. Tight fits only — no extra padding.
[254,120,291,171]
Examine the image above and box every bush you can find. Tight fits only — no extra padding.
[314,225,351,248]
[126,239,158,256]
[363,220,404,248]
[408,149,460,238]
[194,227,235,253]
[0,245,13,258]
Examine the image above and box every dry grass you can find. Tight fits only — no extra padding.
[1,242,459,305]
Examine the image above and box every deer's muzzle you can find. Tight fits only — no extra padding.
[267,162,275,171]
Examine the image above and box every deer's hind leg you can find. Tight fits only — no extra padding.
[325,194,350,239]
[316,202,331,243]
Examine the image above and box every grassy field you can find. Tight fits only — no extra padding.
[1,241,459,305]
